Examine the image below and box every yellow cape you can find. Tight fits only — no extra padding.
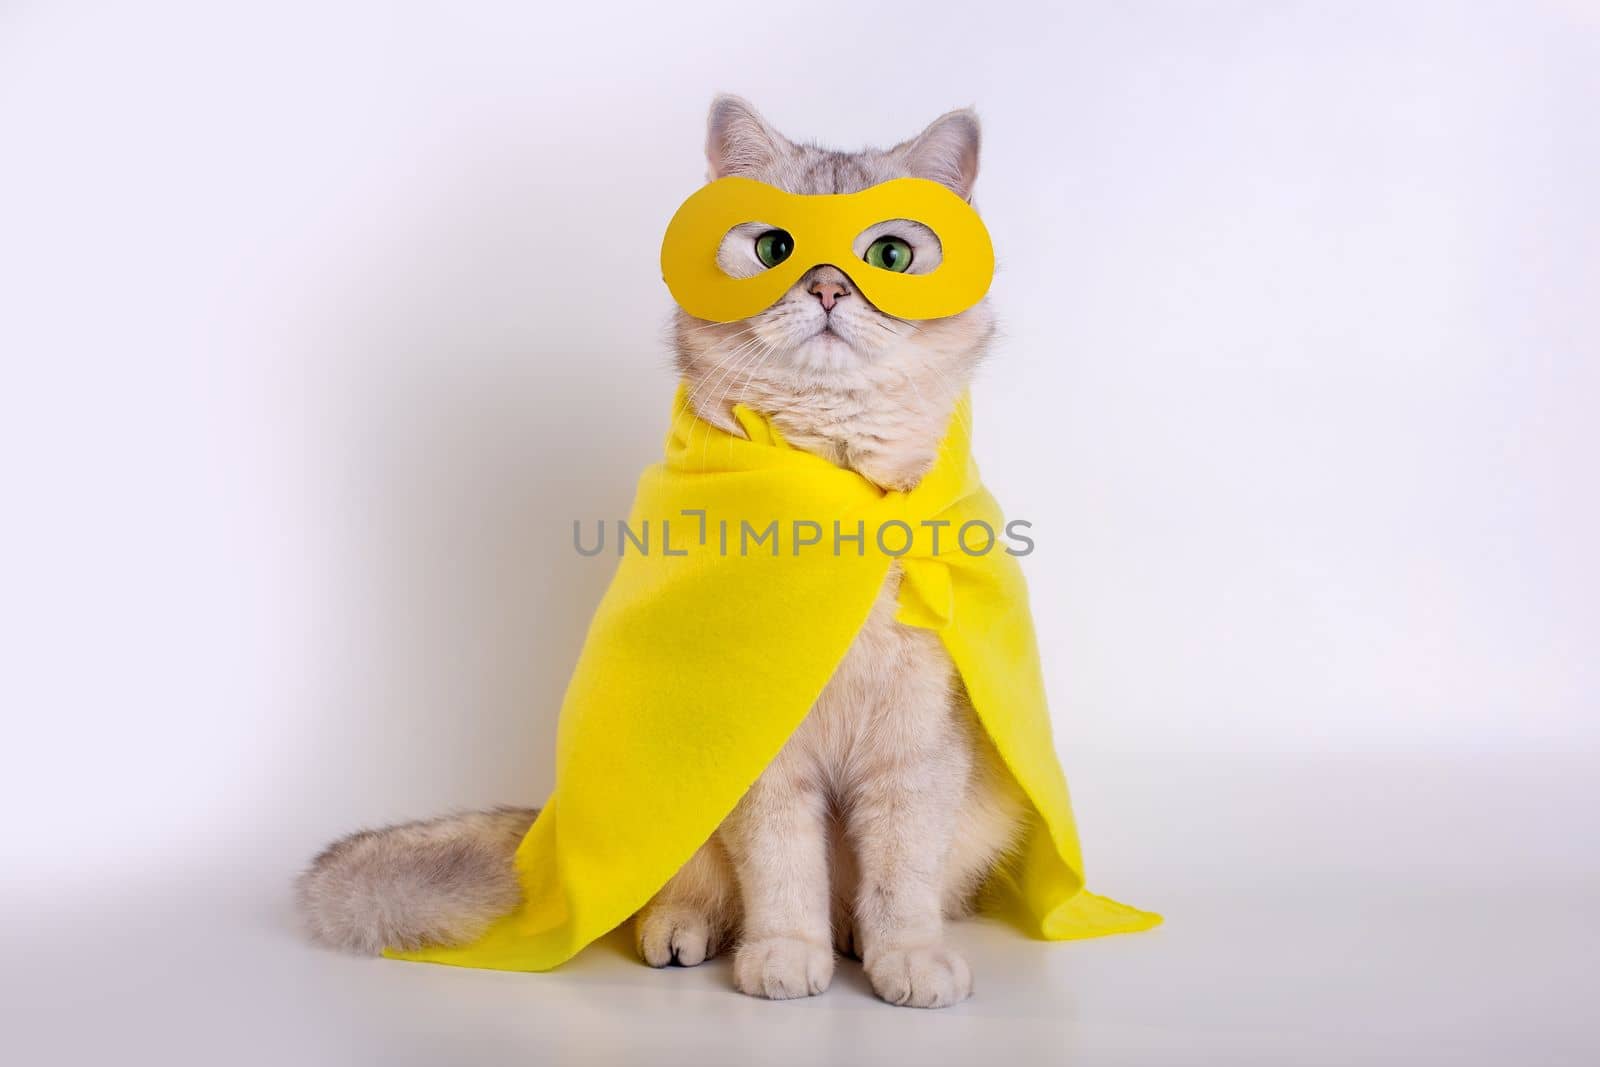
[388,388,1159,971]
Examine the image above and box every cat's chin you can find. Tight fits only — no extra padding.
[789,330,868,373]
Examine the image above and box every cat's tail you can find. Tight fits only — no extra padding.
[295,806,538,955]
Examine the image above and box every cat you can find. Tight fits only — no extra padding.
[298,96,1025,1009]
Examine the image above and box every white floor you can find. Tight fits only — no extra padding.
[11,756,1597,1066]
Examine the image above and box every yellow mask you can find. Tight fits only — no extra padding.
[660,176,995,322]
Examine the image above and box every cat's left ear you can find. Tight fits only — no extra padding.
[706,95,794,181]
[894,109,981,201]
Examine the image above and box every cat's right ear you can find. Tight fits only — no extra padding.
[895,109,982,201]
[705,95,792,180]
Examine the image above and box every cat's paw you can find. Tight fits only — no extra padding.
[635,906,719,967]
[732,936,834,999]
[865,944,973,1008]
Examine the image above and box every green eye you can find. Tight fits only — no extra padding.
[864,236,913,273]
[755,229,793,269]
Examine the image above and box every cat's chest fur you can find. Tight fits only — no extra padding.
[799,567,962,796]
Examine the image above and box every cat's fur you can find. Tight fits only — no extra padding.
[297,97,1024,1009]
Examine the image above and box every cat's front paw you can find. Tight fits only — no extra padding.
[636,906,719,967]
[865,945,972,1008]
[732,936,834,999]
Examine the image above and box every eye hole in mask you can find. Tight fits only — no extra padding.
[663,178,993,322]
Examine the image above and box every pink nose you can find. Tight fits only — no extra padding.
[808,280,848,312]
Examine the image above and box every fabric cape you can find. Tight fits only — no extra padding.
[387,388,1159,972]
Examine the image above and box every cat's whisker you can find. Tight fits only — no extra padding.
[684,342,762,451]
[681,318,758,337]
[683,351,754,463]
[696,340,773,470]
[721,335,781,468]
[684,331,767,414]
[677,323,765,412]
[686,334,773,464]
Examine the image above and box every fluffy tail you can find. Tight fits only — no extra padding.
[295,806,538,955]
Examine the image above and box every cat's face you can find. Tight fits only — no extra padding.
[674,98,995,418]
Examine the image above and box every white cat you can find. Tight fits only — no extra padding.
[299,97,1024,1009]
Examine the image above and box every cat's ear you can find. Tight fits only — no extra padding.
[705,95,793,180]
[895,109,982,201]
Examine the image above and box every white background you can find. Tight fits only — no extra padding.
[2,2,1596,1064]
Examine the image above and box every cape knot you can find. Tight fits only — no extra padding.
[895,556,955,631]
